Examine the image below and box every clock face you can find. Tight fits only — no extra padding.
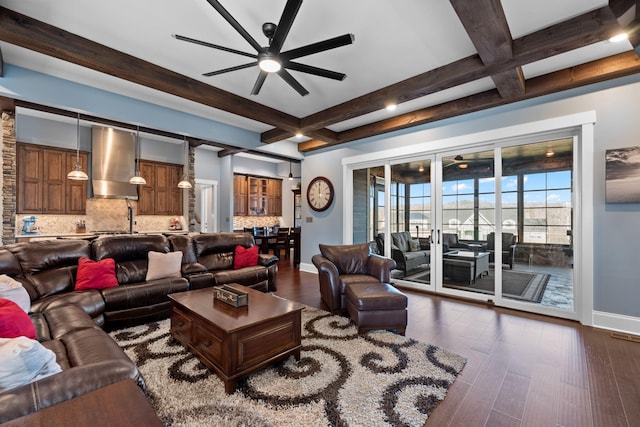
[307,176,334,212]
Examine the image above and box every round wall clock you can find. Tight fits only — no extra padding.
[307,176,334,212]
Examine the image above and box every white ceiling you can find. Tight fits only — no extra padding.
[0,0,631,145]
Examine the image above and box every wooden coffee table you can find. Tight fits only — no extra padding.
[168,284,304,394]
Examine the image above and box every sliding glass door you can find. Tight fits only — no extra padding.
[350,137,576,318]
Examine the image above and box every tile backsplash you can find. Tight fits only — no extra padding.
[16,198,185,235]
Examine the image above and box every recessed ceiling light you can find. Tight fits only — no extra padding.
[385,104,397,111]
[609,33,628,43]
[295,133,304,138]
[546,150,555,157]
[458,163,468,169]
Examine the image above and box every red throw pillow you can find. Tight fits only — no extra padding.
[0,298,36,339]
[75,257,119,290]
[233,245,259,269]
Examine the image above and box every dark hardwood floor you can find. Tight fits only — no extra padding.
[274,258,640,427]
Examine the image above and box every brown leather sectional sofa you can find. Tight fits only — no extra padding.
[0,232,278,423]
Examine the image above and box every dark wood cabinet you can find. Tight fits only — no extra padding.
[17,143,87,214]
[233,174,248,215]
[138,160,182,216]
[235,174,282,216]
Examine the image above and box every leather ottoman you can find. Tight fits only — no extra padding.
[345,282,407,335]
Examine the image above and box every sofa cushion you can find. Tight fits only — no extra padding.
[145,251,182,281]
[75,257,119,291]
[233,245,258,269]
[319,243,369,275]
[391,231,412,253]
[8,240,91,299]
[0,336,61,390]
[0,299,35,339]
[0,275,30,313]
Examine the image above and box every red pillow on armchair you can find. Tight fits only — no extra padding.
[233,245,259,269]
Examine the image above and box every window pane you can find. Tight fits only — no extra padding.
[478,177,495,193]
[547,189,571,206]
[547,171,571,189]
[524,173,546,190]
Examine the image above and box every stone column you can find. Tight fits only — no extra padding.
[2,111,16,244]
[188,145,196,232]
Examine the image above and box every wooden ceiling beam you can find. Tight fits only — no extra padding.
[0,7,301,133]
[299,51,640,151]
[450,0,525,98]
[266,6,620,143]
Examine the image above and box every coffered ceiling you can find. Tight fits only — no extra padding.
[0,0,638,154]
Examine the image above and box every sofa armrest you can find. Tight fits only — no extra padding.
[186,272,213,290]
[312,254,342,314]
[0,360,142,424]
[367,254,396,283]
[258,253,278,267]
[181,262,208,276]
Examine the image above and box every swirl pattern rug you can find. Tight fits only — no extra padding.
[110,307,466,426]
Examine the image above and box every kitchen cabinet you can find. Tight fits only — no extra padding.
[138,160,183,215]
[233,174,248,215]
[292,188,301,227]
[17,143,88,214]
[238,175,282,216]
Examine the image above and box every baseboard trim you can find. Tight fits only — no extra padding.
[299,262,317,274]
[592,310,640,336]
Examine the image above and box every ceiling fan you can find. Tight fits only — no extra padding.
[443,155,493,169]
[173,0,355,96]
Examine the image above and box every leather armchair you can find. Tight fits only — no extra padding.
[312,243,396,314]
[486,232,517,269]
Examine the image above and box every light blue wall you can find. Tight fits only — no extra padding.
[4,61,640,321]
[1,64,261,148]
[302,74,640,320]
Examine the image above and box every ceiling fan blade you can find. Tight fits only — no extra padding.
[284,61,346,81]
[269,0,302,54]
[251,71,268,95]
[205,0,262,52]
[203,62,256,77]
[277,69,309,96]
[173,34,256,59]
[280,34,354,61]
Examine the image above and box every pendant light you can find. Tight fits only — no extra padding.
[288,161,293,180]
[129,126,147,185]
[177,135,192,189]
[66,113,89,181]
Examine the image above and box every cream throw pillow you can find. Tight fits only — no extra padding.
[145,251,183,281]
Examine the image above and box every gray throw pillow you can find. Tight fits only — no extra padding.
[408,239,421,252]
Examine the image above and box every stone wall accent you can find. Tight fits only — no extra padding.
[188,145,196,232]
[2,111,16,245]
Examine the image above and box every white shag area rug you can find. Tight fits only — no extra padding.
[110,306,466,427]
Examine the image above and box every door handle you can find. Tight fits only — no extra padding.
[437,229,441,244]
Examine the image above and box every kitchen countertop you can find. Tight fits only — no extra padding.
[15,230,189,240]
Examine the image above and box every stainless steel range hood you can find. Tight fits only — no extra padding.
[91,126,138,199]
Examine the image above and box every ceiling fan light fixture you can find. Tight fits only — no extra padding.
[258,53,282,73]
[609,33,628,43]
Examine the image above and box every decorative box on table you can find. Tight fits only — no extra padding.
[214,285,249,307]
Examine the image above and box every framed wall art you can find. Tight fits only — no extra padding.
[605,146,640,203]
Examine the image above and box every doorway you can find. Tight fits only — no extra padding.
[194,179,218,233]
[348,125,585,322]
